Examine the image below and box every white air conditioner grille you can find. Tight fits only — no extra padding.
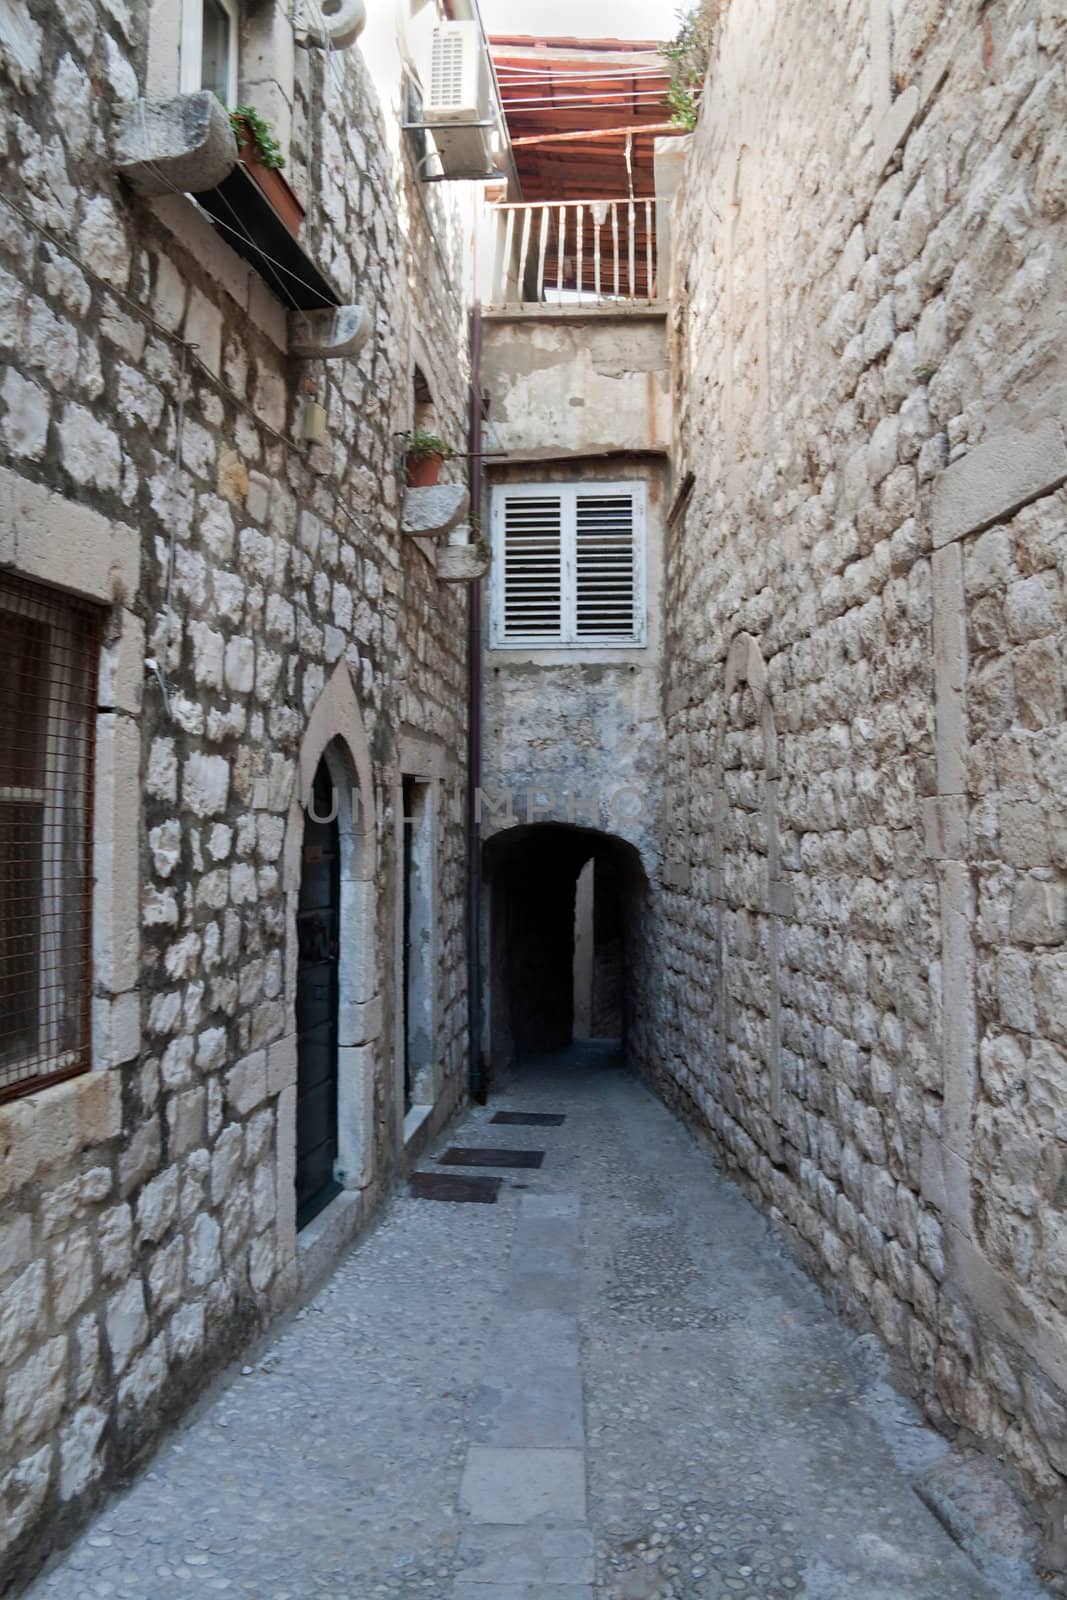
[430,30,466,109]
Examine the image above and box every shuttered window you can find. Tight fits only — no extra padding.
[491,483,646,647]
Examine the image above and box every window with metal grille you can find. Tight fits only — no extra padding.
[490,482,646,648]
[0,574,101,1104]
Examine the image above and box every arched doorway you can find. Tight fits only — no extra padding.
[483,823,648,1076]
[281,663,380,1256]
[295,756,342,1228]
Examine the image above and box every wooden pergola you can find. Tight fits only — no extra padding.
[490,35,679,203]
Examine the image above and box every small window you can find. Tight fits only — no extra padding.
[181,0,239,105]
[490,482,646,648]
[0,575,101,1104]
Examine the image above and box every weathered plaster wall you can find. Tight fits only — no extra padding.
[652,0,1067,1553]
[481,311,670,461]
[0,0,473,1583]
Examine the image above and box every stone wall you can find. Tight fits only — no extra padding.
[651,0,1067,1557]
[0,0,473,1584]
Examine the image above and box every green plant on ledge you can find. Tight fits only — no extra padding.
[229,103,286,170]
[408,427,457,460]
[660,3,717,131]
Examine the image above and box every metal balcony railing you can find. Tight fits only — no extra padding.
[488,198,660,308]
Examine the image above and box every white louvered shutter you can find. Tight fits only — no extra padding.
[574,491,637,641]
[492,483,645,647]
[499,493,563,642]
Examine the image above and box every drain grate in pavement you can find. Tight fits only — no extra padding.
[490,1111,566,1126]
[409,1172,501,1203]
[438,1146,546,1169]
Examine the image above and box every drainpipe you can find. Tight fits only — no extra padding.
[467,302,486,1103]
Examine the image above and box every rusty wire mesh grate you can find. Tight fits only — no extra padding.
[0,573,101,1103]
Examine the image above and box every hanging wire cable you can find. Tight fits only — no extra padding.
[135,98,335,308]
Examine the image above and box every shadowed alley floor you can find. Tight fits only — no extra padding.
[27,1046,1047,1600]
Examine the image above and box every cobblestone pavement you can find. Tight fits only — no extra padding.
[27,1046,1047,1600]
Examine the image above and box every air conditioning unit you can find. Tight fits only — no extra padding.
[424,21,496,180]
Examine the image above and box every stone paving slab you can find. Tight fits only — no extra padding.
[511,1242,582,1275]
[455,1525,596,1584]
[459,1447,587,1524]
[508,1271,581,1312]
[514,1217,581,1250]
[471,1368,585,1448]
[452,1587,594,1600]
[520,1192,581,1220]
[485,1311,582,1375]
[452,1587,594,1599]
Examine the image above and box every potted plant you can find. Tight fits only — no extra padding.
[406,427,456,488]
[229,104,305,237]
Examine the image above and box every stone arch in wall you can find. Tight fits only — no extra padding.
[713,632,791,1159]
[281,662,379,1243]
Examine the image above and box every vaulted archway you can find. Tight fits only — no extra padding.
[482,822,649,1079]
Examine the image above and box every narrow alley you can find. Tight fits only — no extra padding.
[26,1049,1047,1600]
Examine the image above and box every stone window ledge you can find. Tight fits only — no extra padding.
[113,92,342,313]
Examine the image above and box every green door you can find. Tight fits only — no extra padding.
[295,758,341,1229]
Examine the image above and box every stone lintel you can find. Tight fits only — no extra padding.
[873,84,919,172]
[932,542,967,797]
[930,417,1067,549]
[289,304,371,360]
[401,484,470,539]
[920,1128,971,1229]
[1,467,140,603]
[938,859,977,1226]
[339,993,383,1048]
[923,795,968,860]
[114,90,237,198]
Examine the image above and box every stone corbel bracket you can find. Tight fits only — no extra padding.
[437,528,491,583]
[298,0,367,50]
[401,484,470,540]
[289,304,372,360]
[114,91,237,197]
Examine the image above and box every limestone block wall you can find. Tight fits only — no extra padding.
[652,0,1067,1549]
[0,0,472,1583]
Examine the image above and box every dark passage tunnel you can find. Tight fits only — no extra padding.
[483,823,648,1075]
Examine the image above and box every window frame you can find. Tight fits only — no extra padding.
[180,0,240,105]
[0,579,100,1104]
[490,480,647,650]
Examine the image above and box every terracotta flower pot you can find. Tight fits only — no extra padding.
[234,118,305,237]
[406,452,444,488]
